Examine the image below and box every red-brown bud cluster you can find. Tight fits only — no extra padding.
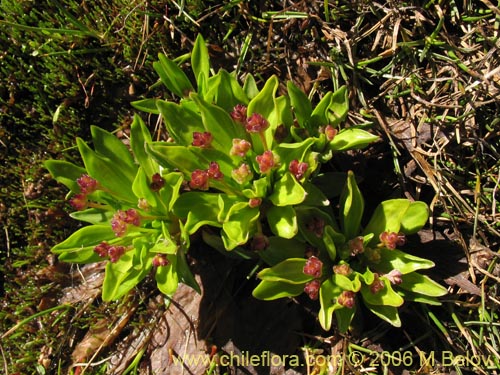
[94,241,126,263]
[379,231,406,249]
[304,279,321,300]
[289,159,308,180]
[303,256,323,278]
[192,131,213,148]
[111,209,141,236]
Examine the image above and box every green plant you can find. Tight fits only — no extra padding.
[45,35,446,331]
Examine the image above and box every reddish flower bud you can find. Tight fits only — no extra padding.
[251,233,269,251]
[324,125,338,141]
[230,138,252,157]
[152,254,169,267]
[248,197,262,208]
[256,150,277,173]
[379,231,406,250]
[385,269,403,285]
[192,131,213,148]
[189,169,209,190]
[245,113,269,133]
[231,164,253,185]
[207,161,224,180]
[77,174,99,194]
[108,245,126,263]
[230,104,248,123]
[94,241,110,257]
[124,208,141,226]
[289,159,308,180]
[137,198,150,210]
[111,209,141,237]
[306,217,325,237]
[69,193,88,211]
[333,263,352,276]
[370,274,385,294]
[303,256,323,278]
[304,279,321,300]
[150,173,165,192]
[348,236,365,255]
[337,291,356,308]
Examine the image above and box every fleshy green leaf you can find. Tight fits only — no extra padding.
[44,159,86,193]
[269,172,307,206]
[102,250,152,301]
[90,126,136,180]
[252,280,304,300]
[174,192,221,234]
[154,53,194,98]
[69,208,113,225]
[155,254,179,296]
[130,115,158,177]
[191,34,210,91]
[398,272,448,297]
[147,143,204,174]
[257,258,312,284]
[131,98,160,114]
[330,128,379,152]
[367,248,435,274]
[77,138,136,203]
[339,170,364,240]
[156,100,204,145]
[267,205,298,239]
[52,225,116,263]
[310,86,348,128]
[222,206,260,250]
[319,278,343,331]
[363,199,421,245]
[287,80,312,128]
[364,301,401,327]
[400,201,429,234]
[257,237,306,266]
[191,93,247,153]
[360,278,404,307]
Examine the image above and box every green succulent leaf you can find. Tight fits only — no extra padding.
[147,143,204,174]
[69,208,113,225]
[257,258,312,284]
[269,172,307,206]
[191,34,210,91]
[339,170,364,240]
[131,98,160,114]
[335,305,357,333]
[174,192,221,234]
[77,138,136,203]
[319,278,343,331]
[252,280,305,300]
[366,248,435,274]
[102,249,152,301]
[130,115,158,177]
[310,86,348,128]
[360,278,404,307]
[155,254,179,296]
[44,160,87,193]
[400,201,430,234]
[156,100,204,145]
[52,225,117,263]
[206,70,249,111]
[191,93,247,153]
[176,247,201,294]
[398,272,448,297]
[267,205,298,239]
[154,53,194,98]
[330,128,379,152]
[222,206,260,250]
[364,301,401,327]
[287,80,312,128]
[363,199,429,246]
[258,237,306,266]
